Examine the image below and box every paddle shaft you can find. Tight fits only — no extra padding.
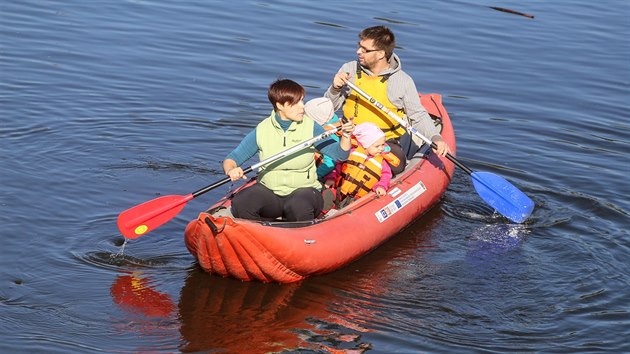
[192,125,340,198]
[344,81,473,175]
[344,80,534,223]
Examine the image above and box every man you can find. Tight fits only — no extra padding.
[325,25,449,174]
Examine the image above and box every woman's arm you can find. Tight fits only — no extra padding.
[313,118,354,160]
[223,129,258,180]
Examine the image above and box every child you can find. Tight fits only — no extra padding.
[324,122,400,205]
[304,97,342,179]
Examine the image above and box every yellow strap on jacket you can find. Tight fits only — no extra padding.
[342,73,407,140]
[337,145,400,198]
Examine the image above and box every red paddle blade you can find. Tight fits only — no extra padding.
[117,194,193,239]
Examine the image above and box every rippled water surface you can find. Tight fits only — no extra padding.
[1,1,629,353]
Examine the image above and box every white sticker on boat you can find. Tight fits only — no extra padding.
[388,187,401,197]
[375,181,427,222]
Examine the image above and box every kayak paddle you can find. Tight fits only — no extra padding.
[345,81,534,223]
[117,126,341,239]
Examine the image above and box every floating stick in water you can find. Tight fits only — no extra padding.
[490,7,535,19]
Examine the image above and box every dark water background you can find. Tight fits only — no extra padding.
[1,1,629,353]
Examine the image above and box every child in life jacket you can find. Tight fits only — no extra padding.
[304,97,342,180]
[323,122,400,206]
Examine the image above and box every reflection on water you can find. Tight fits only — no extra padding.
[111,273,175,318]
[179,271,306,353]
[466,223,529,253]
[109,268,376,353]
[79,251,174,270]
[441,199,509,223]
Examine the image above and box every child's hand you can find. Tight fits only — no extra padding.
[324,179,335,189]
[375,187,386,196]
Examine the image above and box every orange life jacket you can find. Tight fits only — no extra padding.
[336,145,400,199]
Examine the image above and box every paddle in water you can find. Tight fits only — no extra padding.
[117,127,341,239]
[344,81,534,223]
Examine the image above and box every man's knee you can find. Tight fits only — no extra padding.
[387,140,407,175]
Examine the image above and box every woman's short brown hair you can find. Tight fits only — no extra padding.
[268,79,305,110]
[359,26,396,60]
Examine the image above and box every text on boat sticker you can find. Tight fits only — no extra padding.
[375,181,427,223]
[388,187,402,197]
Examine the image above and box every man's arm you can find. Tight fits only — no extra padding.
[386,72,441,148]
[324,61,356,111]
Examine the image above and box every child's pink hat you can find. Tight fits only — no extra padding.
[354,122,385,148]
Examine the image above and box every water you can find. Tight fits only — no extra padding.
[1,1,629,352]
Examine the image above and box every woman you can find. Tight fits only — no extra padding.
[223,79,355,221]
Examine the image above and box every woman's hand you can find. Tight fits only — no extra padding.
[226,167,247,181]
[324,179,335,189]
[340,117,355,136]
[223,159,247,181]
[339,116,355,151]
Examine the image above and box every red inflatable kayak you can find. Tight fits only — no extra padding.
[184,93,456,283]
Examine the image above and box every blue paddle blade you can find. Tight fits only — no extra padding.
[470,171,534,223]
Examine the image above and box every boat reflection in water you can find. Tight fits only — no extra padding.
[111,268,375,353]
[180,268,378,353]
